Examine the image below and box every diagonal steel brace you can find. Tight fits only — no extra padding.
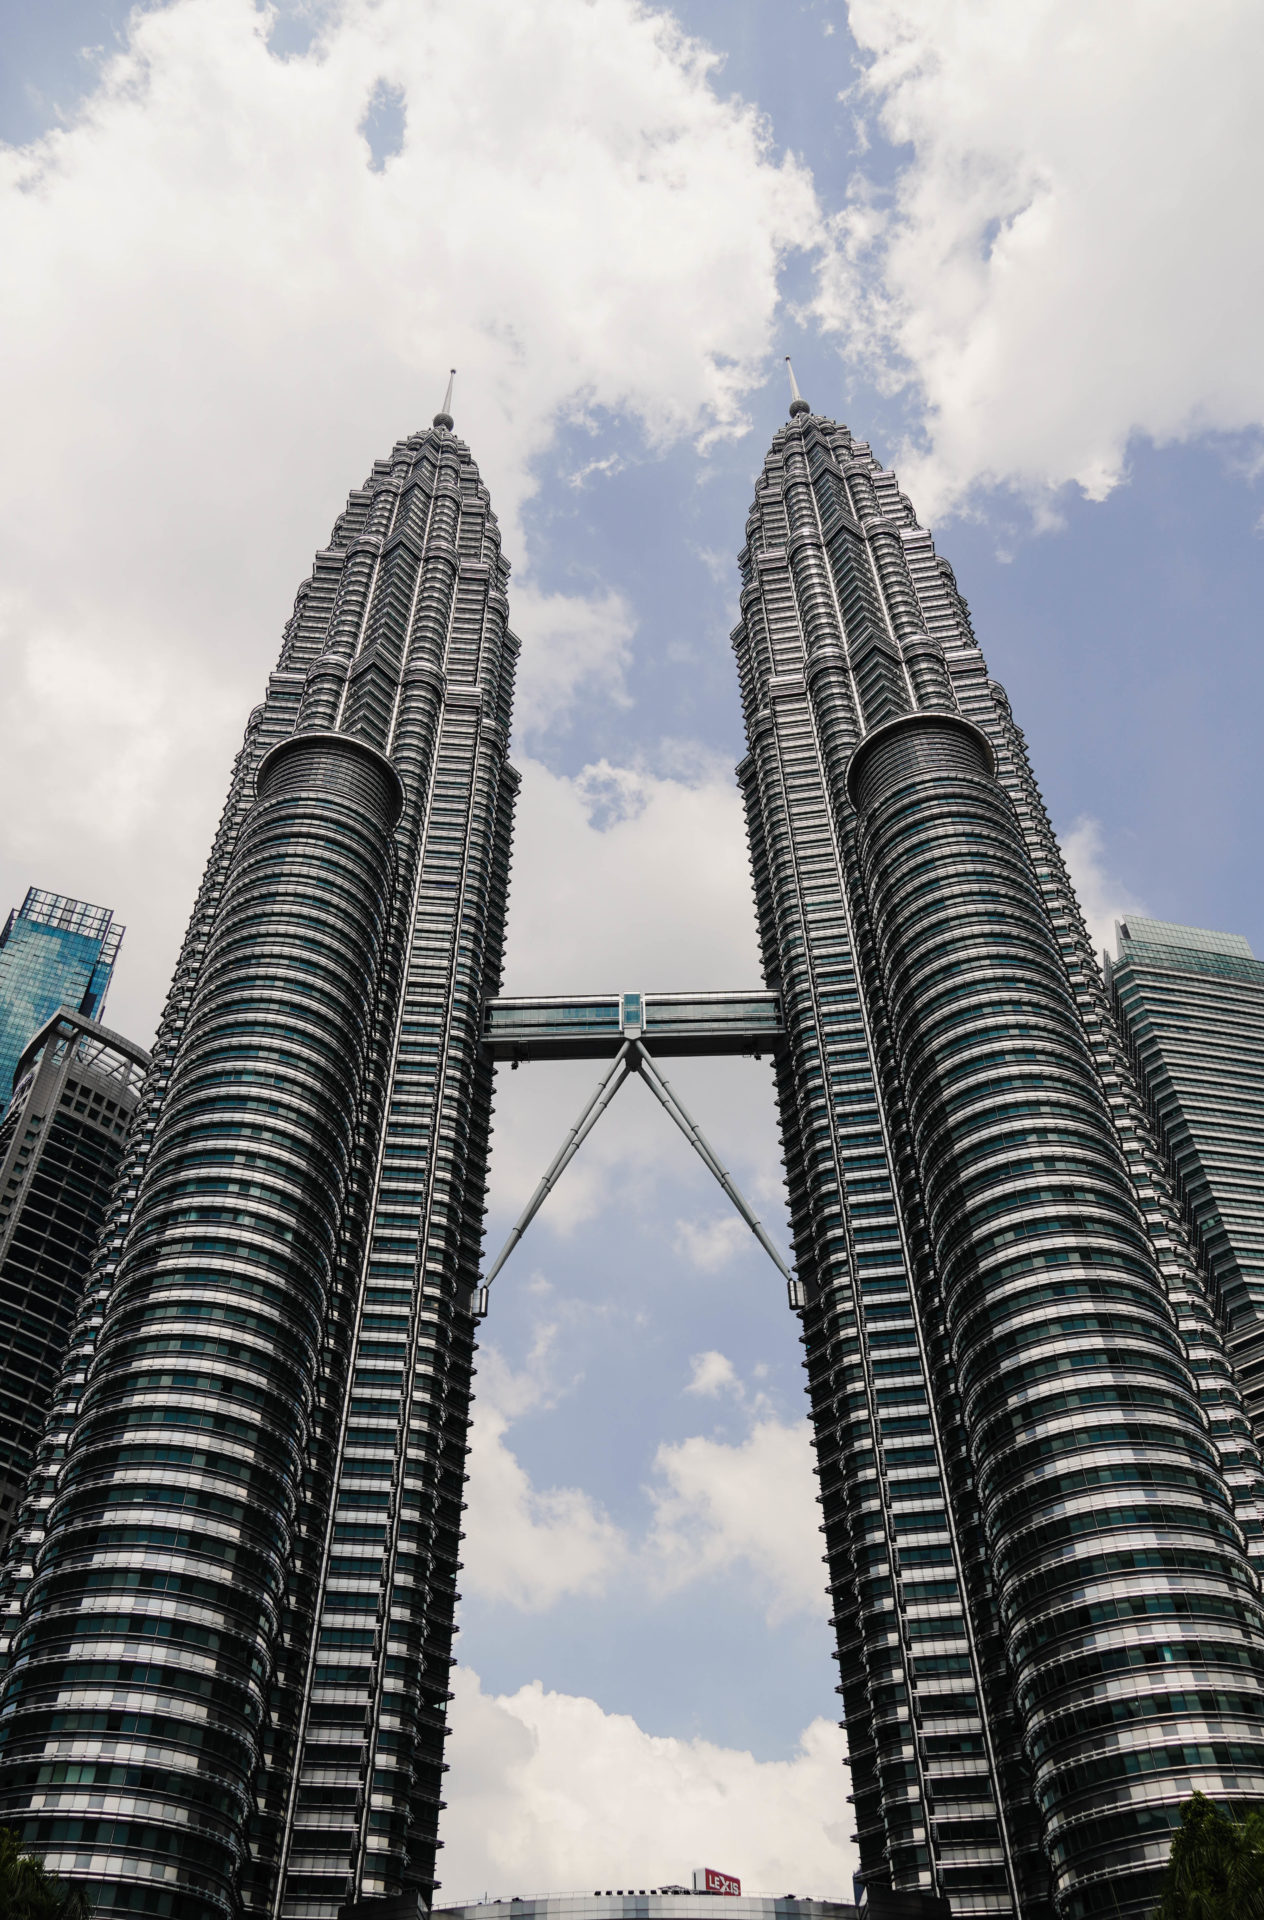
[483,1041,634,1286]
[630,1041,793,1282]
[483,1038,792,1290]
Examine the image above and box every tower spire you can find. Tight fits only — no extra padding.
[434,367,456,430]
[785,354,810,417]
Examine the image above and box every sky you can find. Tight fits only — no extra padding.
[3,0,1264,1902]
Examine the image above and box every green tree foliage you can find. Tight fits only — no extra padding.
[1158,1793,1264,1920]
[0,1830,91,1920]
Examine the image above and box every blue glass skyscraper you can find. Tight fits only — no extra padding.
[0,890,124,1109]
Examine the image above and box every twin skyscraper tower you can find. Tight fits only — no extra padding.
[0,388,1261,1920]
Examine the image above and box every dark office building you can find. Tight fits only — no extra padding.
[0,386,1262,1920]
[0,890,124,1114]
[0,1007,148,1550]
[1108,917,1264,1452]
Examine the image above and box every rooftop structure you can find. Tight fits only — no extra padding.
[429,1883,946,1920]
[434,1895,859,1920]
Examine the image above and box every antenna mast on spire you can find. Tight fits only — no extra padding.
[785,355,810,417]
[434,369,457,430]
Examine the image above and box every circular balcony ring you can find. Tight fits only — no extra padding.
[845,709,997,813]
[256,729,405,827]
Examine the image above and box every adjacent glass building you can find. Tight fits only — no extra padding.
[1108,918,1264,1455]
[0,389,1261,1920]
[0,1007,149,1554]
[0,890,124,1115]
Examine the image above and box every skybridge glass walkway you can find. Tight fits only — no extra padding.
[481,988,783,1060]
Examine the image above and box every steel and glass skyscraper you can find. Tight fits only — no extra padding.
[0,891,124,1114]
[1,383,1263,1920]
[1108,918,1264,1455]
[732,387,1264,1920]
[0,400,517,1920]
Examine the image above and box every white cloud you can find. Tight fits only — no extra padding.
[462,1329,823,1630]
[565,452,628,491]
[512,587,636,737]
[503,749,760,995]
[461,1331,627,1611]
[0,0,820,1044]
[441,1667,856,1900]
[649,1412,824,1624]
[675,1216,752,1274]
[1060,814,1147,965]
[684,1349,741,1397]
[817,0,1264,516]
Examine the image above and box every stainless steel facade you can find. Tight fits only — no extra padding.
[733,399,1264,1920]
[0,411,518,1920]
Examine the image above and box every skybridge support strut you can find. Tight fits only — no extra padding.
[483,1039,792,1292]
[629,1041,793,1283]
[484,1040,635,1287]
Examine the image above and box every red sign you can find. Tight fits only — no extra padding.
[697,1870,741,1897]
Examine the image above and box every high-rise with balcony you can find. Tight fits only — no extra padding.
[732,387,1264,1920]
[0,890,124,1113]
[0,400,518,1920]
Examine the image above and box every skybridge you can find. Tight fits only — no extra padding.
[481,988,783,1061]
[479,988,792,1296]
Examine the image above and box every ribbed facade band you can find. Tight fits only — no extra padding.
[0,411,519,1920]
[733,398,1264,1920]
